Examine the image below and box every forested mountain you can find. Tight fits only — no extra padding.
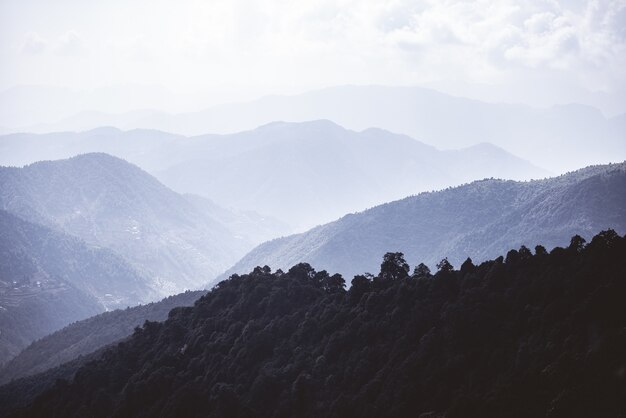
[8,86,624,172]
[0,153,285,293]
[7,231,625,417]
[225,162,626,280]
[0,210,154,365]
[0,121,548,229]
[0,290,204,386]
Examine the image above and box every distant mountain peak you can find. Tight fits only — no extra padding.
[255,119,346,132]
[83,126,123,136]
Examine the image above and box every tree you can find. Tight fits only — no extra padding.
[460,258,475,274]
[350,273,373,303]
[314,271,345,293]
[379,252,410,281]
[505,249,520,264]
[436,258,453,273]
[535,245,548,256]
[518,245,532,260]
[568,235,586,253]
[288,263,316,280]
[324,274,346,293]
[412,263,431,279]
[252,265,272,275]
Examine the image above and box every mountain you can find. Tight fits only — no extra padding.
[156,121,548,229]
[10,85,624,172]
[0,153,285,294]
[0,290,204,386]
[224,162,626,280]
[0,121,549,230]
[8,231,625,417]
[0,210,154,365]
[0,127,183,172]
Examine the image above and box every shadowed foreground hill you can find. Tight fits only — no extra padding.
[0,291,205,415]
[11,231,626,417]
[225,162,626,280]
[0,290,205,386]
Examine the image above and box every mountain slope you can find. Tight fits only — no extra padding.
[0,121,548,229]
[0,210,154,365]
[0,290,204,386]
[224,162,626,280]
[10,231,626,417]
[0,153,269,293]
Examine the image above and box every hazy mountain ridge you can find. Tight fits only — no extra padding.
[155,120,549,229]
[0,120,548,230]
[0,153,277,294]
[0,128,183,172]
[0,290,205,386]
[7,85,623,172]
[223,162,626,281]
[0,210,154,365]
[8,231,624,417]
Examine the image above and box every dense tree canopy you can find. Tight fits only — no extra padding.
[8,231,626,418]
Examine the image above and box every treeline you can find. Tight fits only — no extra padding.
[11,231,626,417]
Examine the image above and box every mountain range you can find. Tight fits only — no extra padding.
[0,153,288,294]
[0,209,155,365]
[0,121,549,230]
[224,162,626,280]
[7,85,624,172]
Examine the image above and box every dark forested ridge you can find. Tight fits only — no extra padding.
[10,231,626,417]
[0,291,205,415]
[225,161,626,281]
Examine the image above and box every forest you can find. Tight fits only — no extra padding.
[5,230,626,417]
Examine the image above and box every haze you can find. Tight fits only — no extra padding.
[1,0,626,121]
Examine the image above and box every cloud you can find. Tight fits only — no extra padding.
[3,0,625,108]
[54,31,87,56]
[20,32,48,54]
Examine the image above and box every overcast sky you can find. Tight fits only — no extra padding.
[1,0,625,113]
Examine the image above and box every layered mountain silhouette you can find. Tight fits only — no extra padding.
[156,121,548,229]
[224,162,626,281]
[0,210,154,365]
[4,231,624,417]
[0,153,287,294]
[8,86,624,172]
[0,121,548,229]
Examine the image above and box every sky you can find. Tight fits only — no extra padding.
[1,0,625,114]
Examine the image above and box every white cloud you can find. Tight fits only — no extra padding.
[2,0,625,110]
[54,31,86,56]
[20,32,48,54]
